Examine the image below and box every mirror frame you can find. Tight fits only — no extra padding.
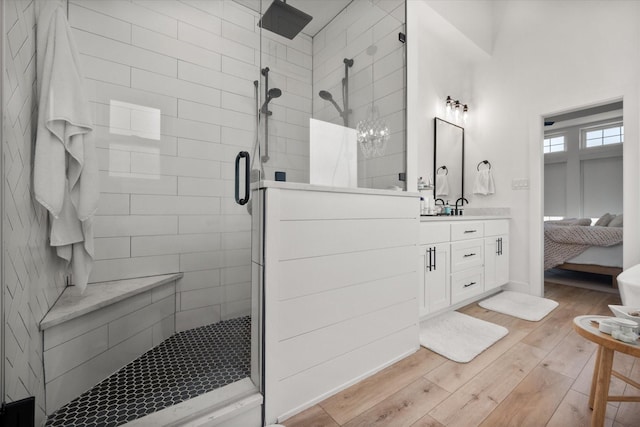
[433,117,465,200]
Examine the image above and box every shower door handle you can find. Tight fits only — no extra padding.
[235,151,250,206]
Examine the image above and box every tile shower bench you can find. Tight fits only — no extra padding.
[39,273,183,415]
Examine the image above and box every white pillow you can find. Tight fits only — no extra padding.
[608,214,623,227]
[595,213,614,227]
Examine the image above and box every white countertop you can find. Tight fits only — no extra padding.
[256,180,419,198]
[420,215,511,221]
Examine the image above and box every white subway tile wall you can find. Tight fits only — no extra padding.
[42,281,176,413]
[4,0,67,423]
[44,289,176,413]
[313,0,406,189]
[69,0,312,333]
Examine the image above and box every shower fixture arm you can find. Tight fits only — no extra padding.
[259,68,282,164]
[342,58,353,127]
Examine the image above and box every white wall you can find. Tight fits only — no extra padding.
[409,0,640,295]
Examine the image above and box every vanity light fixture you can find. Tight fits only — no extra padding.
[445,95,469,122]
[445,96,454,114]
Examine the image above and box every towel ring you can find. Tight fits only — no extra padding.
[437,166,448,175]
[477,160,492,171]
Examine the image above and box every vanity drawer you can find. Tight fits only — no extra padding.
[451,222,484,241]
[451,239,484,272]
[451,267,484,304]
[484,219,509,237]
[420,222,450,245]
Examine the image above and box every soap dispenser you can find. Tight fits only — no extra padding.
[444,201,451,215]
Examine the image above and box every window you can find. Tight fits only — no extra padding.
[543,135,565,153]
[583,123,624,148]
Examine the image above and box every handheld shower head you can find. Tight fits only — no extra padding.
[267,88,282,99]
[319,90,344,117]
[319,90,333,101]
[261,87,282,114]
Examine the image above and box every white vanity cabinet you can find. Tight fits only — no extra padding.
[450,222,485,304]
[484,220,510,291]
[419,223,450,317]
[419,218,509,319]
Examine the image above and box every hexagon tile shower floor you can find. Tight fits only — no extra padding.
[45,316,251,427]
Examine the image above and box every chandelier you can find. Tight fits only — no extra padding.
[356,44,389,159]
[357,105,389,158]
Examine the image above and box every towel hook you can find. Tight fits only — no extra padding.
[437,165,448,175]
[477,160,491,171]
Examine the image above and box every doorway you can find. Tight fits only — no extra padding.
[541,101,624,294]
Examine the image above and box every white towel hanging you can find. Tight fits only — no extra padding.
[35,1,99,294]
[436,171,449,196]
[473,169,495,195]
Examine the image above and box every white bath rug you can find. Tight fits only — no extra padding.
[419,311,508,363]
[478,290,559,321]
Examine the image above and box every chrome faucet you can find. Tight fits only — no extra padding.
[454,197,469,215]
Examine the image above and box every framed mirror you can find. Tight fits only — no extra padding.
[433,117,464,202]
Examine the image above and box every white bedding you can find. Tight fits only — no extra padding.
[566,244,623,268]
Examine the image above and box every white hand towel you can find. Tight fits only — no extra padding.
[436,172,449,197]
[473,169,496,195]
[35,1,99,294]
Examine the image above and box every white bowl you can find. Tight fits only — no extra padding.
[609,305,640,324]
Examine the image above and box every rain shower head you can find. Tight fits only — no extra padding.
[258,0,313,40]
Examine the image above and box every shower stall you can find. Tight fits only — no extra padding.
[1,0,407,425]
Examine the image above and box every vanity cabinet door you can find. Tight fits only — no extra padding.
[485,235,509,291]
[420,243,450,316]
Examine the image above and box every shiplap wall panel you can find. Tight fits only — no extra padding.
[276,325,417,422]
[278,245,416,300]
[277,299,416,380]
[279,218,416,260]
[263,187,419,423]
[279,188,416,220]
[278,272,415,339]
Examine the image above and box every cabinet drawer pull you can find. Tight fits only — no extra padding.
[463,253,476,258]
[464,230,477,234]
[463,281,477,288]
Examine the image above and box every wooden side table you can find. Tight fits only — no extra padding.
[573,315,640,426]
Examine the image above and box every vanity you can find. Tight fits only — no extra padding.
[419,116,509,319]
[418,216,510,319]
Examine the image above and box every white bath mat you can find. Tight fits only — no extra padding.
[419,311,508,363]
[479,290,558,321]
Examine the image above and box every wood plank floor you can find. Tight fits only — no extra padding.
[282,283,640,427]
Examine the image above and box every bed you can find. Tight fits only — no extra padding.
[544,218,623,288]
